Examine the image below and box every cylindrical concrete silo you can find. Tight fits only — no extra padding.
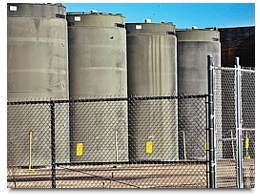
[67,12,128,162]
[7,3,70,167]
[126,21,178,161]
[176,28,222,160]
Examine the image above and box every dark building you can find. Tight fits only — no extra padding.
[219,26,255,67]
[219,26,255,159]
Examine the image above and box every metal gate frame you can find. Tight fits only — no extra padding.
[208,55,255,188]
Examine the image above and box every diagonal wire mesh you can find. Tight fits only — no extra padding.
[213,66,255,188]
[7,102,53,188]
[241,68,255,188]
[128,97,179,162]
[7,95,209,188]
[214,68,238,188]
[69,100,128,163]
[178,95,208,161]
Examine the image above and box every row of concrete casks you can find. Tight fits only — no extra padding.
[7,3,221,167]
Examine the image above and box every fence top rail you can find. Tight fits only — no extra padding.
[240,69,255,73]
[214,66,255,73]
[214,66,235,71]
[241,128,255,131]
[7,94,208,105]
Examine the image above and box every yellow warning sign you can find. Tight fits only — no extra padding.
[76,143,83,156]
[204,141,209,151]
[146,141,153,154]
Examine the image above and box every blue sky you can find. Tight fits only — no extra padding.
[63,2,255,28]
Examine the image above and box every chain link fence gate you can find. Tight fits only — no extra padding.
[211,57,255,188]
[7,95,209,188]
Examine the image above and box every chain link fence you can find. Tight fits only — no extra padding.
[241,68,255,188]
[213,63,255,188]
[7,95,209,188]
[214,67,237,188]
[7,56,255,189]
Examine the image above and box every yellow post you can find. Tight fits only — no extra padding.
[113,130,121,168]
[115,130,119,162]
[244,132,250,159]
[26,131,35,173]
[182,130,187,160]
[230,130,235,160]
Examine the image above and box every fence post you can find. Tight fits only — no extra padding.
[51,100,56,188]
[235,57,244,188]
[208,54,216,188]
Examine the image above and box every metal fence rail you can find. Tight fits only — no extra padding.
[7,95,209,188]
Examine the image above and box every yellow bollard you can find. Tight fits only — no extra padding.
[26,131,35,173]
[112,130,121,168]
[244,132,250,159]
